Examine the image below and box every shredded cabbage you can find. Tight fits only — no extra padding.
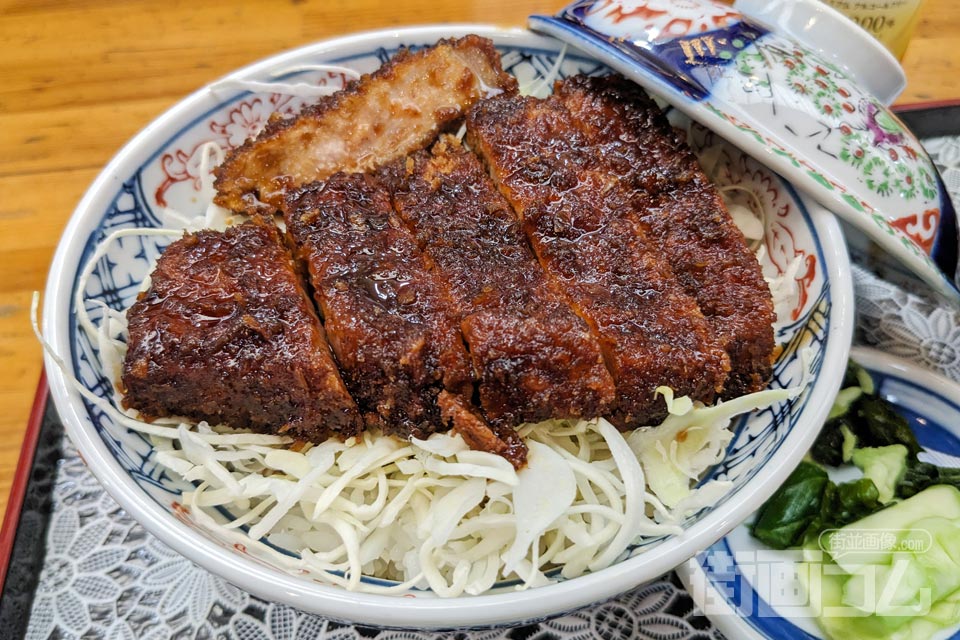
[518,44,568,98]
[48,73,811,595]
[209,63,362,101]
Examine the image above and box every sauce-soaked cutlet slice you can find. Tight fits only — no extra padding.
[554,75,775,396]
[437,390,527,469]
[284,173,527,469]
[467,94,730,428]
[383,136,615,426]
[214,35,518,215]
[284,172,471,439]
[122,220,360,441]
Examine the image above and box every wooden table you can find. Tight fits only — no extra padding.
[0,0,957,527]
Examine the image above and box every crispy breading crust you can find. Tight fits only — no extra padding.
[467,93,731,428]
[214,35,518,214]
[384,136,615,426]
[438,391,527,468]
[122,220,360,441]
[555,75,775,396]
[283,173,473,440]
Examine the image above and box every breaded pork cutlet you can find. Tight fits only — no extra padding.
[467,93,730,429]
[554,75,775,396]
[284,172,526,466]
[122,220,360,441]
[384,136,615,426]
[214,35,518,214]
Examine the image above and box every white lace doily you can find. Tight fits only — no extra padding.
[24,133,960,640]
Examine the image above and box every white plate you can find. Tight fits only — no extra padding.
[679,346,960,640]
[42,25,853,629]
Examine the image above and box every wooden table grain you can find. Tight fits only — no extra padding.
[0,0,957,528]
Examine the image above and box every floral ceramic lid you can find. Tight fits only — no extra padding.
[530,0,960,302]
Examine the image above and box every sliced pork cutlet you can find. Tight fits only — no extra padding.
[384,136,615,426]
[214,35,518,215]
[284,172,526,465]
[467,95,730,429]
[554,75,775,396]
[122,220,360,441]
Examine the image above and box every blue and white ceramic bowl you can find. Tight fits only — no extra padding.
[679,346,960,640]
[43,26,853,628]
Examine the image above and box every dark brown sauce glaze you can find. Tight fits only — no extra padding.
[122,220,360,440]
[383,136,615,427]
[466,90,731,428]
[130,47,775,468]
[554,75,775,396]
[284,173,469,438]
[437,390,527,468]
[284,172,527,466]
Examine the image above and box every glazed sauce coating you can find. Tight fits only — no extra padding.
[122,220,360,440]
[555,75,775,396]
[437,390,527,468]
[214,35,518,215]
[283,172,475,441]
[467,93,731,428]
[384,136,615,426]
